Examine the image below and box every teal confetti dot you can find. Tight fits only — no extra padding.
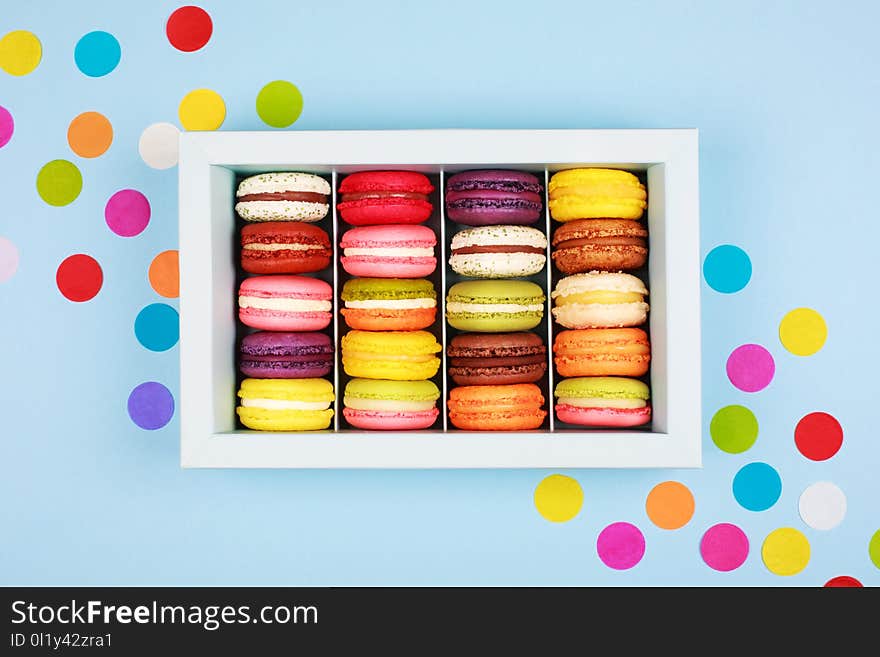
[74,31,120,77]
[703,244,751,293]
[135,303,179,351]
[733,462,781,511]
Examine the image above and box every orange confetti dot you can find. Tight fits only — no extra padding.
[149,250,179,298]
[646,481,695,530]
[67,111,113,158]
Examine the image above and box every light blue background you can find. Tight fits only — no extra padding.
[1,0,878,586]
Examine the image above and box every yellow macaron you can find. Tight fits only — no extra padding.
[236,378,334,431]
[548,168,647,222]
[341,329,442,380]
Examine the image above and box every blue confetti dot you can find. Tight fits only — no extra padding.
[74,31,121,77]
[703,244,751,293]
[732,462,781,511]
[135,303,179,351]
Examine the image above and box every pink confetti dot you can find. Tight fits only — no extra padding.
[0,105,13,148]
[105,189,151,237]
[0,236,19,282]
[596,522,645,570]
[701,523,749,572]
[726,343,775,392]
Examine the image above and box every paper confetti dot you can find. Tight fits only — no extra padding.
[726,343,774,392]
[779,307,827,356]
[534,474,583,523]
[0,237,19,283]
[149,250,179,298]
[645,481,694,530]
[256,80,304,128]
[823,575,862,588]
[733,462,781,512]
[178,88,225,131]
[762,527,810,576]
[74,31,120,77]
[134,303,179,351]
[795,412,843,461]
[0,105,13,148]
[37,159,82,207]
[56,254,102,302]
[596,522,645,570]
[166,6,213,52]
[128,382,175,430]
[0,30,42,76]
[798,481,846,531]
[703,244,751,293]
[138,122,180,169]
[67,111,113,158]
[710,404,758,454]
[105,189,150,237]
[870,530,880,569]
[700,523,749,572]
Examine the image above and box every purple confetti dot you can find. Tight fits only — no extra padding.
[127,382,174,430]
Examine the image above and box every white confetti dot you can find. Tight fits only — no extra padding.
[799,481,846,530]
[138,122,180,169]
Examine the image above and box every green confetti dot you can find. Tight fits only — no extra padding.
[870,530,880,569]
[710,405,758,454]
[36,159,82,206]
[256,80,303,128]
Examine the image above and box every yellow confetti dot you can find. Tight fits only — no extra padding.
[534,474,583,523]
[762,527,810,576]
[0,30,42,76]
[779,307,827,356]
[178,88,225,131]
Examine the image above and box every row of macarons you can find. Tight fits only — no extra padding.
[235,167,647,226]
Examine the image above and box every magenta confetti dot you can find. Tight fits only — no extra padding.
[726,343,775,392]
[700,523,749,572]
[105,189,151,237]
[596,522,645,570]
[127,382,174,430]
[0,106,13,148]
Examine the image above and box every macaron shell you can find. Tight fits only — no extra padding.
[448,362,546,386]
[235,200,329,223]
[342,356,440,381]
[449,252,546,278]
[343,408,439,430]
[555,404,651,428]
[341,257,436,278]
[237,406,334,431]
[552,302,648,329]
[447,313,544,333]
[341,306,436,331]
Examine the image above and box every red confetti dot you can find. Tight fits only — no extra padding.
[795,412,843,461]
[56,254,103,302]
[823,575,862,588]
[166,6,213,52]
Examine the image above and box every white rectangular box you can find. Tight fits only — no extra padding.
[179,129,700,468]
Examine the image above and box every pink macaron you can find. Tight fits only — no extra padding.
[554,405,652,428]
[238,275,333,331]
[340,224,437,278]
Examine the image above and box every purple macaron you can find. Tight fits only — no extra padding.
[239,331,334,378]
[445,170,544,226]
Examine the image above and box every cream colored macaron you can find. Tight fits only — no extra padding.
[551,271,649,328]
[235,172,331,222]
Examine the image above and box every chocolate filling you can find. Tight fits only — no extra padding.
[341,192,429,202]
[238,191,328,203]
[555,236,646,249]
[452,245,545,255]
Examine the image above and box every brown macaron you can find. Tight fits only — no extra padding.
[551,219,648,273]
[447,332,547,386]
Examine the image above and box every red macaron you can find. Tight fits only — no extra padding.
[241,222,332,274]
[337,171,434,225]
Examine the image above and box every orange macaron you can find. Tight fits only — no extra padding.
[447,383,547,431]
[553,328,650,377]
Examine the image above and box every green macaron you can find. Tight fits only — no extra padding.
[445,280,546,332]
[554,376,650,402]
